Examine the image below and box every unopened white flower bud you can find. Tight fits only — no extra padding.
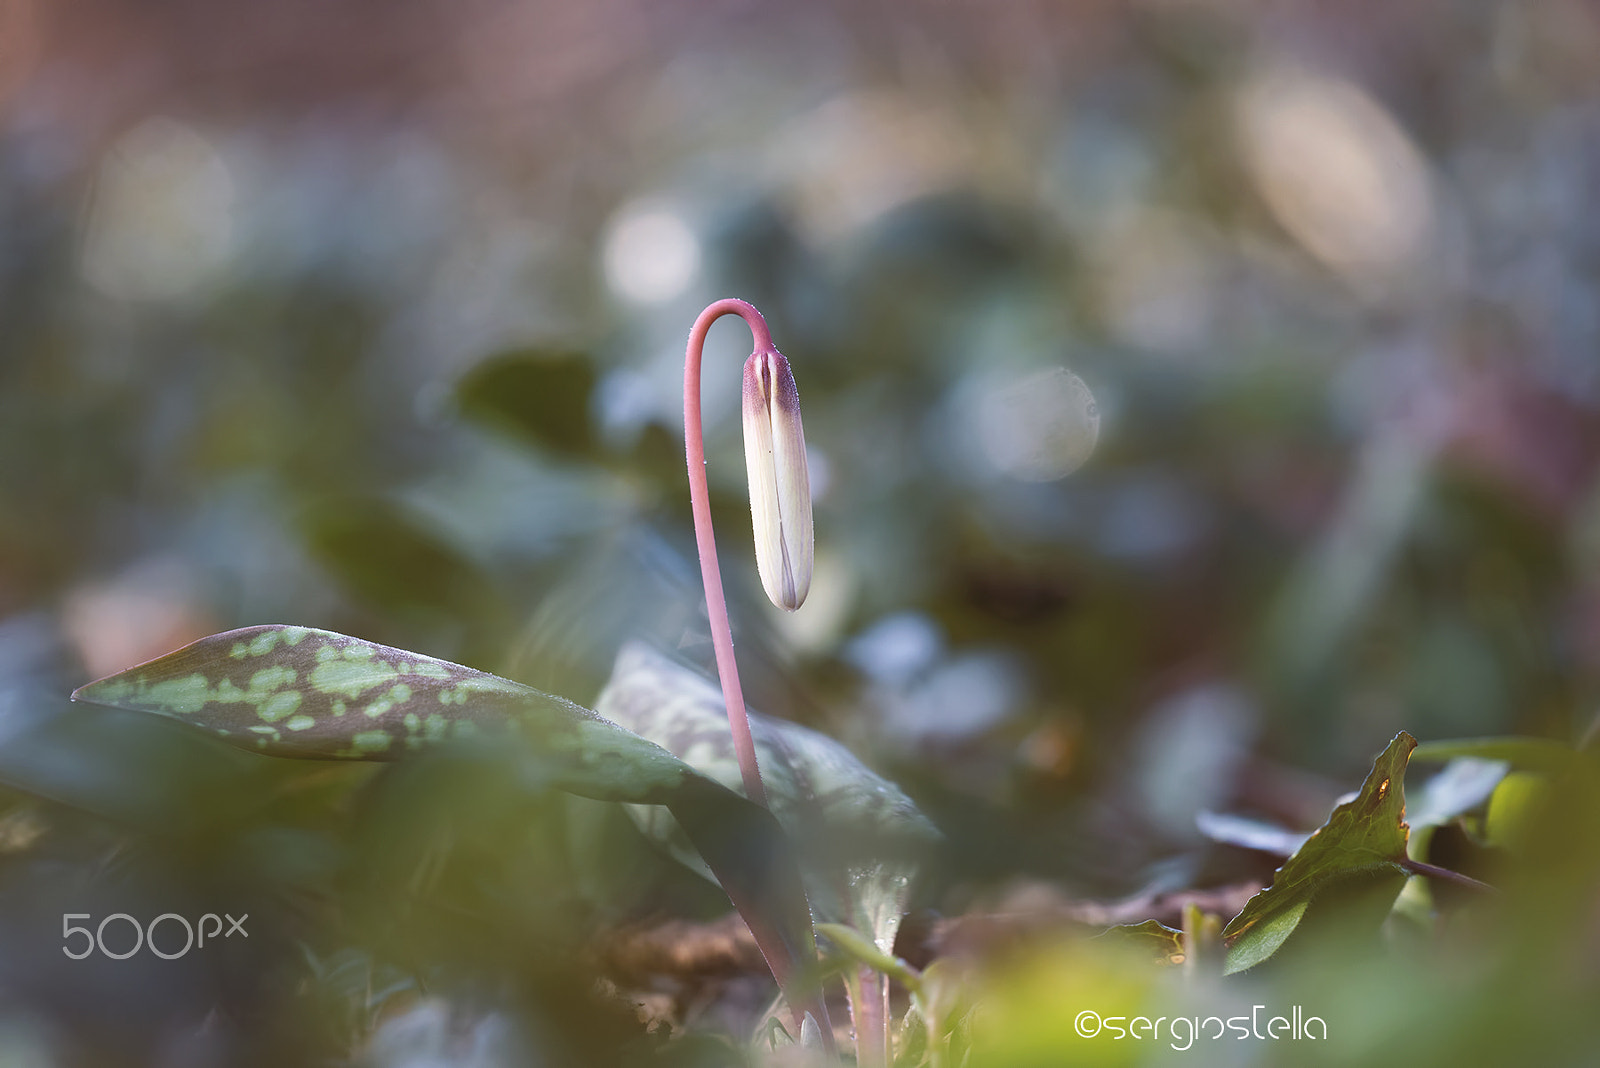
[742,349,813,611]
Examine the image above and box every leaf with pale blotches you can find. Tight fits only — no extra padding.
[71,625,829,1034]
[73,625,679,788]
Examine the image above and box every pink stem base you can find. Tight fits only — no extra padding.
[846,965,890,1068]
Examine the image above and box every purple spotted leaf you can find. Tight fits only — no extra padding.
[71,625,831,1035]
[72,626,694,797]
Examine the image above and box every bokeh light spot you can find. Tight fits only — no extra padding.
[82,117,236,301]
[1237,67,1435,284]
[602,200,700,304]
[976,367,1101,481]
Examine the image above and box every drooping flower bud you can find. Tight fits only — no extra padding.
[742,349,813,611]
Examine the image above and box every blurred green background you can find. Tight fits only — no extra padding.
[2,0,1599,1064]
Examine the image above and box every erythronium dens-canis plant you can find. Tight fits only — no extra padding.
[67,298,922,1062]
[62,296,1510,1065]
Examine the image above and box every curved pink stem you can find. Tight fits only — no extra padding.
[684,298,773,809]
[685,300,836,1053]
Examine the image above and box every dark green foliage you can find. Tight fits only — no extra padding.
[455,349,598,459]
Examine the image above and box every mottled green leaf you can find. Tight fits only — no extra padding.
[71,626,830,1039]
[594,642,939,959]
[1222,731,1416,974]
[73,625,667,780]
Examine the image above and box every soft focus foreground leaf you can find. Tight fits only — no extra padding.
[70,626,830,1037]
[0,698,312,835]
[970,935,1150,1067]
[1222,731,1416,974]
[594,642,939,959]
[908,957,974,1064]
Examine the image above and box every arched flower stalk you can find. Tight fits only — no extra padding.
[683,298,813,809]
[683,299,835,1052]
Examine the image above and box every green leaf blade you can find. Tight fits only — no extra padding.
[1221,731,1417,974]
